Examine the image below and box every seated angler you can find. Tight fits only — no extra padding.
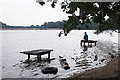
[83,32,88,41]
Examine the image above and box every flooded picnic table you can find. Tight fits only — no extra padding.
[20,49,53,62]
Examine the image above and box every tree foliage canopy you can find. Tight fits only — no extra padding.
[36,0,120,35]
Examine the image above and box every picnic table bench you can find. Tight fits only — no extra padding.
[81,40,97,47]
[20,49,53,62]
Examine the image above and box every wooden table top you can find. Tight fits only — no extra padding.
[20,49,53,55]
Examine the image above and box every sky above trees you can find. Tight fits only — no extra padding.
[0,0,68,26]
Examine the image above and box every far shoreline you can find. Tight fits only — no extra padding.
[0,28,95,31]
[0,28,62,30]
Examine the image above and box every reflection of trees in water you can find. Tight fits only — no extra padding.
[97,41,119,59]
[71,45,111,69]
[72,46,93,68]
[83,46,88,51]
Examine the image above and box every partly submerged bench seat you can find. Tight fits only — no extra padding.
[80,40,97,47]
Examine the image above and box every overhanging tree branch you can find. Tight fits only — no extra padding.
[36,0,120,35]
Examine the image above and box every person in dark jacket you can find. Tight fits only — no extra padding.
[83,32,88,41]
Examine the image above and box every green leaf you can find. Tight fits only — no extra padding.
[38,2,45,6]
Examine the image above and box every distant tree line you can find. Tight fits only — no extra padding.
[0,21,98,30]
[41,20,99,29]
[41,21,64,28]
[0,21,7,28]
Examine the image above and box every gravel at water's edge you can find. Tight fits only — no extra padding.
[67,57,119,79]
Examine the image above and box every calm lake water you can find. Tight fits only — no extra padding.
[1,30,119,78]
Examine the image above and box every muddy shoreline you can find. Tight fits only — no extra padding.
[68,56,119,79]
